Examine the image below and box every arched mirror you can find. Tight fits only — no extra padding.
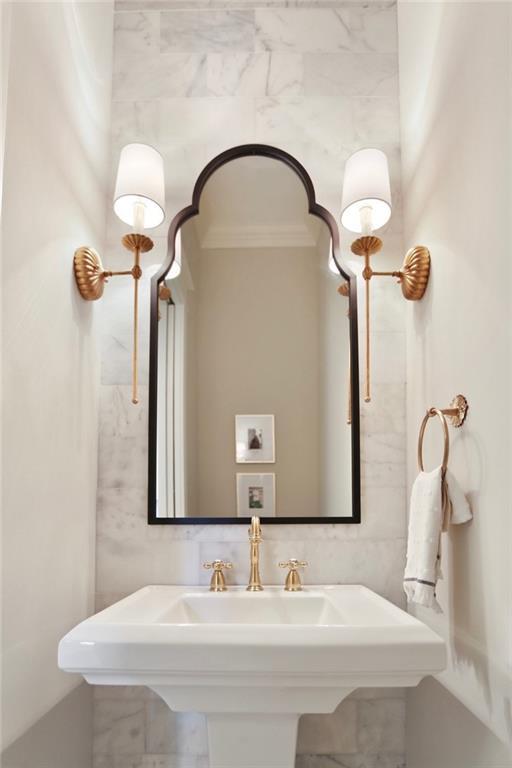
[148,145,360,524]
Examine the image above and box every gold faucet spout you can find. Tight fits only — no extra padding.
[247,516,263,591]
[249,515,261,542]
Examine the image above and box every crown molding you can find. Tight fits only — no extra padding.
[198,222,319,250]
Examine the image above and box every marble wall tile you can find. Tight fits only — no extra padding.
[145,702,208,755]
[206,52,303,100]
[361,456,405,491]
[95,592,130,612]
[368,280,406,334]
[160,11,255,52]
[114,53,208,100]
[140,758,208,768]
[361,433,405,467]
[115,1,388,8]
[97,3,408,767]
[297,699,358,754]
[94,756,208,768]
[97,536,202,593]
[115,11,160,56]
[353,99,400,144]
[100,385,149,440]
[357,699,406,755]
[94,700,146,756]
[302,538,406,605]
[296,754,405,768]
[266,53,304,101]
[97,385,148,489]
[255,9,352,53]
[206,52,269,97]
[95,686,158,701]
[361,384,406,435]
[254,96,354,160]
[349,688,405,701]
[369,332,406,386]
[349,3,398,54]
[304,53,398,100]
[98,271,152,386]
[97,435,148,490]
[97,486,148,544]
[359,486,405,542]
[110,98,256,154]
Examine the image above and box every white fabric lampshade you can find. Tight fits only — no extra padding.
[113,143,165,229]
[341,148,391,233]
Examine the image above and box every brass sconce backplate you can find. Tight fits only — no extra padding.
[74,247,106,301]
[400,245,431,301]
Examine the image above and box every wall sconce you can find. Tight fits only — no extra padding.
[341,148,430,402]
[73,143,165,405]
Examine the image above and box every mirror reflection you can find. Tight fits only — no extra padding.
[155,155,353,520]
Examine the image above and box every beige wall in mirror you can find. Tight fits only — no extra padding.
[155,157,351,519]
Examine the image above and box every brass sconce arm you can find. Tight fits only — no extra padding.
[351,235,431,403]
[73,233,154,405]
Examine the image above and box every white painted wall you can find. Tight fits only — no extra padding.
[192,243,322,519]
[1,0,113,754]
[398,1,512,763]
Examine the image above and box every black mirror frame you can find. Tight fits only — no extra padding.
[148,144,361,524]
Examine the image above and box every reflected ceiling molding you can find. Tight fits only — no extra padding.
[199,222,320,250]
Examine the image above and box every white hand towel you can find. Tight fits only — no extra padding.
[404,467,471,612]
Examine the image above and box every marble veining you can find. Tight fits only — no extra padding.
[114,53,209,99]
[303,53,398,100]
[255,8,352,52]
[206,52,303,100]
[115,11,160,55]
[97,2,406,767]
[116,1,397,8]
[92,689,405,766]
[160,10,255,52]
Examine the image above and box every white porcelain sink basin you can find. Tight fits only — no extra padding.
[162,589,344,625]
[59,585,445,768]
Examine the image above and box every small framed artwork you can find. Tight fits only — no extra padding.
[236,473,276,517]
[235,414,275,463]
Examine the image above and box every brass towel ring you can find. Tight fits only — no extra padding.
[418,408,450,473]
[417,394,469,473]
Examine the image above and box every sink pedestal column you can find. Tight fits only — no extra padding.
[206,713,299,768]
[152,683,357,768]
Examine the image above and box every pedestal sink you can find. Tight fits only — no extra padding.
[58,585,446,768]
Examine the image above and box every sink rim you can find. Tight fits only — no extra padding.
[58,584,446,668]
[57,584,447,719]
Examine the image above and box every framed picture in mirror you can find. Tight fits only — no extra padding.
[237,473,276,517]
[235,414,275,464]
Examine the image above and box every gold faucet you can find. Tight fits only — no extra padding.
[247,516,263,591]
